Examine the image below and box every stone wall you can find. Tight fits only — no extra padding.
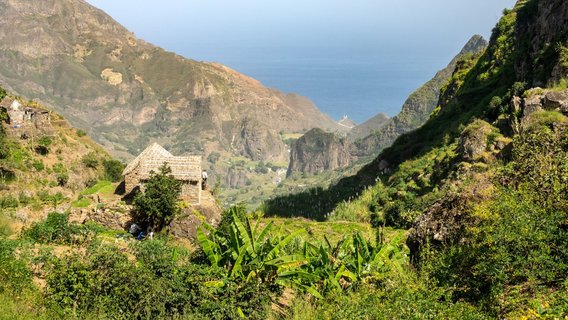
[181,180,201,205]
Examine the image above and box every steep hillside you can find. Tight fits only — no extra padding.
[351,35,488,157]
[0,0,343,165]
[0,85,221,237]
[266,0,568,316]
[0,88,117,228]
[280,36,487,179]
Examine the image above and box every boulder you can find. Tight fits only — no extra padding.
[523,94,545,117]
[543,89,568,114]
[457,120,493,162]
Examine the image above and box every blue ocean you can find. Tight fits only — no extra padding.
[193,45,452,124]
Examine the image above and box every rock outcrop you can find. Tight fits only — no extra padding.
[229,117,287,162]
[287,128,352,177]
[169,192,222,240]
[225,167,251,189]
[348,113,389,140]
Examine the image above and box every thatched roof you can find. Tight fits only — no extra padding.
[0,97,13,108]
[122,143,201,181]
[123,143,173,176]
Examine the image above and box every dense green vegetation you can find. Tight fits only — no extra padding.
[1,204,494,319]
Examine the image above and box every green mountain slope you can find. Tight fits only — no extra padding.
[350,35,488,158]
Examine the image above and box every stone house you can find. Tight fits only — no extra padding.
[1,97,51,127]
[122,143,202,205]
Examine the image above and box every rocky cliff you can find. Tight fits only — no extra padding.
[0,0,343,165]
[351,35,488,157]
[287,128,352,177]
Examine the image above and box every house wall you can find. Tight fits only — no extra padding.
[7,110,24,125]
[126,171,201,204]
[181,180,201,205]
[124,167,141,196]
[30,112,50,126]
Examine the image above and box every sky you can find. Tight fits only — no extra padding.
[86,0,517,122]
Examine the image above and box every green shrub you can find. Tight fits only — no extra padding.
[133,164,181,231]
[44,242,273,319]
[52,163,69,186]
[103,159,124,182]
[207,151,221,164]
[0,195,18,209]
[32,159,44,171]
[37,191,66,206]
[76,129,87,137]
[285,283,488,320]
[23,212,95,244]
[0,239,32,294]
[35,136,53,155]
[81,152,98,169]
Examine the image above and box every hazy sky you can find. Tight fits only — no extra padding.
[86,0,515,59]
[86,0,517,121]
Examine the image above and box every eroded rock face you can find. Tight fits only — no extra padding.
[514,0,568,86]
[0,0,344,162]
[229,117,287,162]
[225,167,251,189]
[287,128,352,176]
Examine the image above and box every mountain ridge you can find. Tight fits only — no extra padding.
[0,0,344,164]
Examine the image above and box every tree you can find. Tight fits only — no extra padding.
[133,164,182,231]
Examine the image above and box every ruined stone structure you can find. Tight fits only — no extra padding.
[122,143,202,204]
[1,97,51,127]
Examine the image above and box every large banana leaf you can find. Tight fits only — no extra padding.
[254,221,273,253]
[232,214,255,257]
[197,227,220,266]
[265,229,306,261]
[230,241,252,278]
[266,254,309,271]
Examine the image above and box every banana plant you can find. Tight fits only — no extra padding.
[196,208,408,298]
[197,213,308,283]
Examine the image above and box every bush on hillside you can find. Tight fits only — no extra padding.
[23,212,95,244]
[0,239,32,294]
[81,152,98,169]
[103,159,124,182]
[45,242,273,319]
